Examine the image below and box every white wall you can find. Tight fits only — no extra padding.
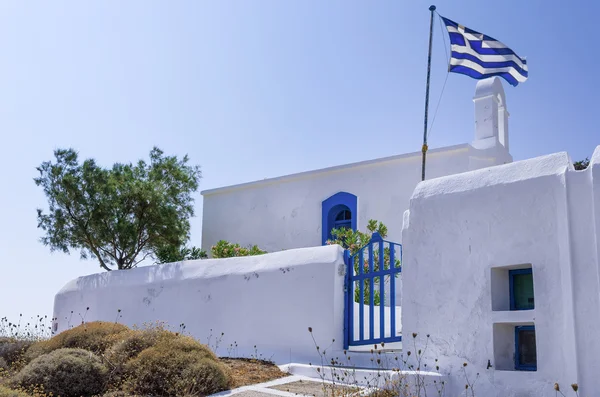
[201,77,512,254]
[352,302,401,340]
[53,245,346,365]
[202,144,510,254]
[401,146,600,396]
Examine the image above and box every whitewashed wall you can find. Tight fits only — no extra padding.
[53,245,346,365]
[201,145,511,253]
[201,77,512,254]
[402,146,600,396]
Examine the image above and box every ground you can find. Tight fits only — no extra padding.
[209,375,367,397]
[221,358,289,388]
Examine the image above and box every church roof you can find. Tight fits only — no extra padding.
[201,143,471,196]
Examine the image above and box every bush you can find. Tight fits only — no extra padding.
[155,245,207,264]
[123,335,230,396]
[26,321,129,361]
[107,326,179,363]
[0,338,33,369]
[327,219,400,305]
[178,359,232,395]
[104,327,179,388]
[0,386,29,397]
[211,240,266,258]
[13,348,108,397]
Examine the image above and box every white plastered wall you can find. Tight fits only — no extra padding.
[202,145,471,253]
[53,245,346,365]
[401,146,600,396]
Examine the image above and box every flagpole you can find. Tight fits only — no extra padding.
[421,5,436,181]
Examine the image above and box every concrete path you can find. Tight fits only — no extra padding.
[209,374,366,397]
[209,363,445,397]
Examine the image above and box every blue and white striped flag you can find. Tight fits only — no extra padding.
[440,16,528,87]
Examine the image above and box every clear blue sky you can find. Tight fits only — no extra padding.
[0,1,597,324]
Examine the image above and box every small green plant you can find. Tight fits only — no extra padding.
[573,158,590,170]
[154,245,207,264]
[211,240,267,258]
[327,220,400,305]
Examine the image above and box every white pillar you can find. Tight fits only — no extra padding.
[472,77,509,151]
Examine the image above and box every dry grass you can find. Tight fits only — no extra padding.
[220,358,288,388]
[25,321,129,362]
[0,385,29,397]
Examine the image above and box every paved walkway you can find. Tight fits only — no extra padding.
[209,375,365,397]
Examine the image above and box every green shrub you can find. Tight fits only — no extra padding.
[155,244,207,263]
[26,321,129,361]
[0,386,29,397]
[123,335,230,396]
[105,328,177,366]
[327,219,400,305]
[103,327,180,389]
[14,348,108,397]
[0,338,33,368]
[211,240,266,258]
[177,359,231,395]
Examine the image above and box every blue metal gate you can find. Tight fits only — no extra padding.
[343,232,402,349]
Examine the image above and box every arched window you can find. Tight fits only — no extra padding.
[322,192,357,245]
[334,209,352,230]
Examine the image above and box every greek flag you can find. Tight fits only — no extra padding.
[441,16,528,87]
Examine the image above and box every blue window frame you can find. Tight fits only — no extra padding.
[334,209,352,230]
[322,192,357,245]
[515,325,537,371]
[509,268,534,311]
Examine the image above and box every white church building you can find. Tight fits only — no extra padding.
[201,77,512,251]
[53,77,600,396]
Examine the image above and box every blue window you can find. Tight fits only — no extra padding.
[509,268,534,310]
[322,192,357,245]
[515,325,537,371]
[334,209,352,230]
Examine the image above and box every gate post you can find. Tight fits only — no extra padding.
[343,249,351,350]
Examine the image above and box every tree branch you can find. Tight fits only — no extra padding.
[63,204,112,271]
[132,251,153,267]
[100,217,120,264]
[125,236,151,269]
[122,203,148,266]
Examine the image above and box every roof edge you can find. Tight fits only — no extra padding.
[411,151,572,201]
[201,143,471,196]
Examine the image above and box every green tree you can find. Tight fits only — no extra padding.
[327,220,400,305]
[35,147,201,271]
[574,158,590,170]
[154,245,207,264]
